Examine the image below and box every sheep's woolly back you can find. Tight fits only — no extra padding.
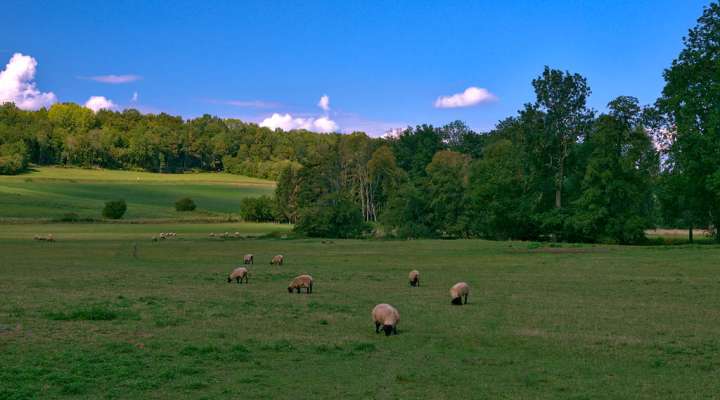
[408,270,419,281]
[244,254,253,261]
[229,267,248,280]
[372,304,400,326]
[450,282,470,299]
[288,274,313,289]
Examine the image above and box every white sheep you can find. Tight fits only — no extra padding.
[372,304,400,336]
[227,267,249,284]
[450,282,470,305]
[270,255,284,266]
[288,275,313,293]
[408,270,420,287]
[243,254,254,265]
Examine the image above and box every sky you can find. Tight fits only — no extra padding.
[0,0,711,136]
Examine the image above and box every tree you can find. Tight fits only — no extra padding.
[570,97,658,243]
[658,2,720,241]
[294,193,369,238]
[175,197,197,212]
[425,150,470,237]
[532,66,593,210]
[102,200,127,219]
[239,196,276,222]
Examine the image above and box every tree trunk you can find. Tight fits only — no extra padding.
[555,157,564,209]
[689,224,693,244]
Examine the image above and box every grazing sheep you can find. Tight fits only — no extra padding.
[33,234,54,242]
[287,274,313,293]
[450,282,470,305]
[243,254,254,265]
[209,232,215,238]
[408,270,420,287]
[270,255,284,266]
[227,267,249,284]
[234,231,241,238]
[372,304,400,336]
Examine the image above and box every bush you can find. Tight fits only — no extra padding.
[240,196,276,222]
[175,197,197,212]
[102,199,127,219]
[295,193,370,238]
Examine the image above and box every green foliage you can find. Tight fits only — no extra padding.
[0,141,29,175]
[175,197,197,212]
[102,199,127,219]
[658,2,720,241]
[295,193,369,238]
[239,195,276,222]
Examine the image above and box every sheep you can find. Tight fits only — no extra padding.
[151,236,158,242]
[450,282,470,305]
[372,304,400,336]
[287,274,313,293]
[209,232,215,238]
[243,254,254,265]
[408,270,420,287]
[270,255,284,266]
[227,267,249,284]
[33,234,54,242]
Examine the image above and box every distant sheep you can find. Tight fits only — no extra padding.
[33,234,54,242]
[408,270,420,287]
[288,274,313,293]
[372,304,400,336]
[209,233,215,238]
[270,255,284,266]
[227,267,249,284]
[243,254,254,265]
[450,282,470,305]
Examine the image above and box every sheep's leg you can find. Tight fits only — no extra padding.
[375,322,380,333]
[236,277,240,284]
[393,326,398,335]
[464,294,468,304]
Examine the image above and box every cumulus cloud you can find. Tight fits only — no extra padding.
[0,53,57,110]
[131,91,138,102]
[434,86,497,109]
[318,94,330,111]
[81,74,141,84]
[84,96,116,112]
[260,113,338,133]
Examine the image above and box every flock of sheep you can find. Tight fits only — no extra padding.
[227,254,470,336]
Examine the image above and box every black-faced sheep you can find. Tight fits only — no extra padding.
[450,282,470,305]
[243,254,254,265]
[408,270,420,287]
[227,267,249,284]
[288,274,313,293]
[270,255,284,266]
[372,303,400,336]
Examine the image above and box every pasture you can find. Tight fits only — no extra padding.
[2,224,720,399]
[0,167,274,221]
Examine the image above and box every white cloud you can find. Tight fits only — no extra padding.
[434,86,497,109]
[81,74,141,84]
[84,96,116,112]
[260,113,338,133]
[318,94,330,111]
[131,91,138,102]
[0,53,57,110]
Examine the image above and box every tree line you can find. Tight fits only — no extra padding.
[2,2,720,243]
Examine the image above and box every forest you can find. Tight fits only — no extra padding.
[1,4,719,243]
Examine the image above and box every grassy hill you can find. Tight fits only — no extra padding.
[1,227,719,398]
[0,167,275,221]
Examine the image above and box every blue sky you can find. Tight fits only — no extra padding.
[1,0,710,135]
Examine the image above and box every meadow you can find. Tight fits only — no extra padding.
[2,223,720,399]
[0,167,275,221]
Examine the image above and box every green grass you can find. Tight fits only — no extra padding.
[1,224,720,399]
[0,167,275,221]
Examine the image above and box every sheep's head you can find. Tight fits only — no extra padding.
[382,324,394,336]
[287,287,293,293]
[451,296,462,305]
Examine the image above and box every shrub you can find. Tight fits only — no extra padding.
[240,196,276,222]
[175,197,197,212]
[102,199,127,219]
[295,193,370,238]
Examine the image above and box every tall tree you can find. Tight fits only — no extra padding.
[532,66,593,210]
[658,2,720,240]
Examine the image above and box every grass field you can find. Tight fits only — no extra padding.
[0,167,275,221]
[2,223,720,399]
